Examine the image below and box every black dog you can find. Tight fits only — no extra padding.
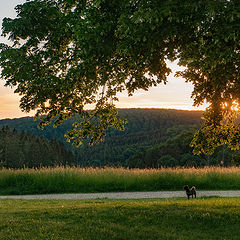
[183,185,196,199]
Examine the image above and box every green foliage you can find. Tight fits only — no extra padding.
[157,155,177,168]
[2,109,240,168]
[190,108,240,154]
[0,109,203,167]
[2,108,240,168]
[1,0,239,152]
[128,129,240,168]
[0,126,75,169]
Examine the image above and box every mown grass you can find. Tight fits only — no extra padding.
[1,167,240,195]
[0,197,240,239]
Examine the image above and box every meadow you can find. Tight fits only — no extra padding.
[0,197,240,239]
[1,167,240,195]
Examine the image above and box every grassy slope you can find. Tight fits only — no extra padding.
[0,198,240,240]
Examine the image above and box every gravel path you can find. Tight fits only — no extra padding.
[1,190,240,200]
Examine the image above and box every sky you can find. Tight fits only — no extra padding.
[0,0,207,120]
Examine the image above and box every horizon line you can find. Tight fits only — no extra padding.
[0,107,204,121]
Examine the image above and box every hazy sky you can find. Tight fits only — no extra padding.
[0,0,207,119]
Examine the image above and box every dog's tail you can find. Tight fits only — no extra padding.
[191,186,196,190]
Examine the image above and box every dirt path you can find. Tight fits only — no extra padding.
[1,190,240,200]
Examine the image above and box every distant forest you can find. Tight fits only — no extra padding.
[1,109,240,168]
[0,126,75,169]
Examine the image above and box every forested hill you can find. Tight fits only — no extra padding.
[0,109,203,141]
[0,109,204,167]
[0,126,75,169]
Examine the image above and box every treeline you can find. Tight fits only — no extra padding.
[0,126,75,169]
[0,109,203,142]
[126,131,240,168]
[74,109,203,166]
[1,108,240,168]
[5,108,234,168]
[75,125,198,167]
[0,109,204,167]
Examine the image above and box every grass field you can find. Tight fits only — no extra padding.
[0,197,240,239]
[1,167,240,195]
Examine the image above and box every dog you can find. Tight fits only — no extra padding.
[183,185,196,199]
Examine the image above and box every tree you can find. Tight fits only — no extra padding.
[157,155,177,168]
[0,0,239,154]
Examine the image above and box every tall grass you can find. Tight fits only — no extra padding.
[1,167,240,195]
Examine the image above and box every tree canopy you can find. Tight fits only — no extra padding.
[0,0,239,154]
